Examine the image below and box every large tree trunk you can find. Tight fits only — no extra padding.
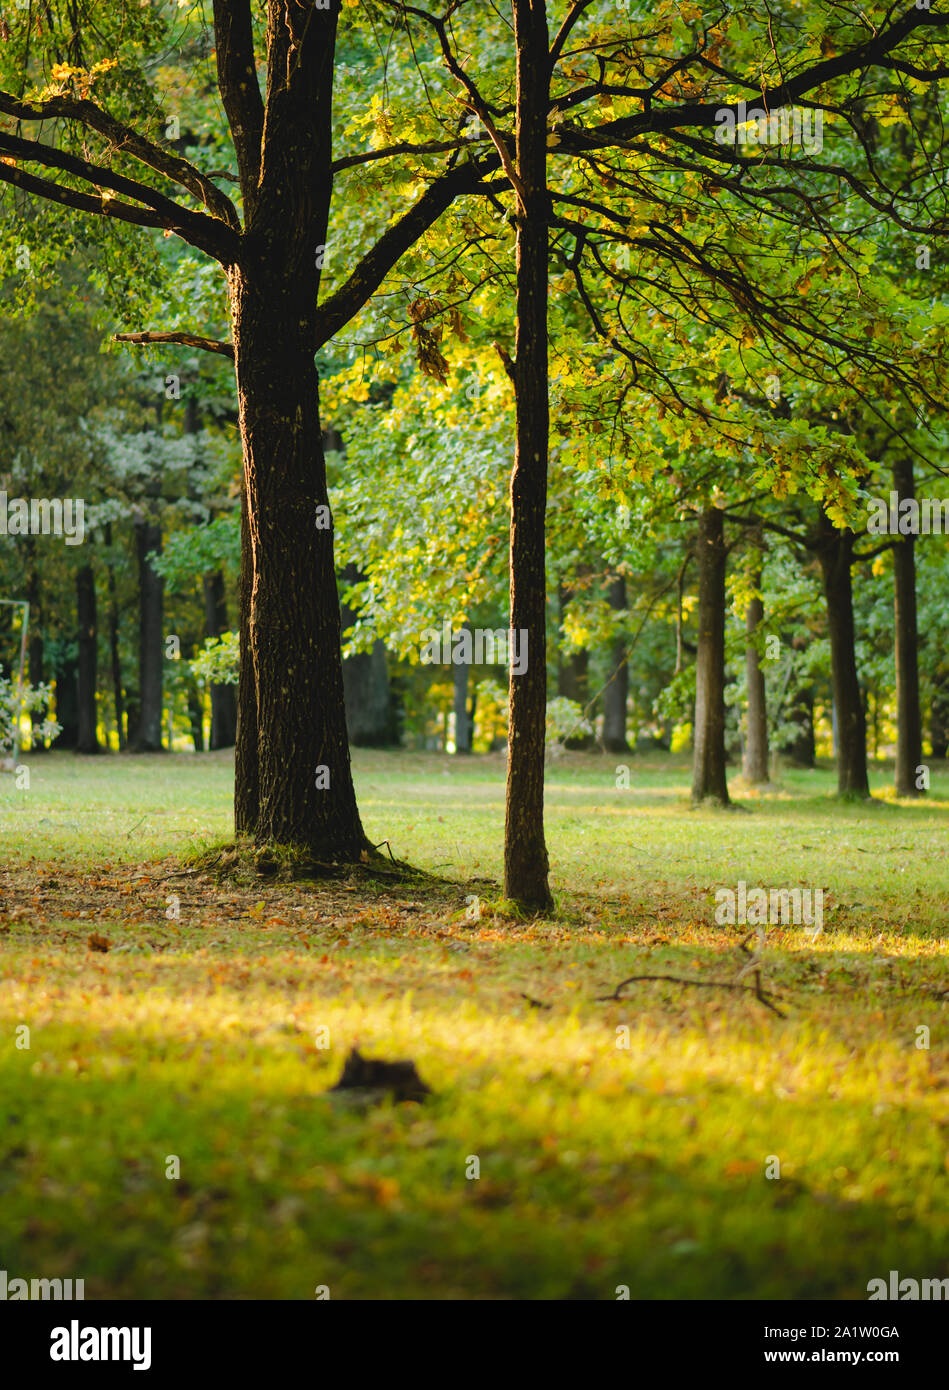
[743,575,769,783]
[504,0,552,910]
[203,570,237,749]
[76,563,100,754]
[816,514,869,797]
[603,575,629,753]
[133,512,164,752]
[234,484,258,833]
[691,507,730,804]
[893,458,923,796]
[224,3,368,859]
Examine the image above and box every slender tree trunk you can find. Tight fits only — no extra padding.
[104,524,126,751]
[51,652,78,749]
[815,514,870,797]
[603,575,629,752]
[931,677,949,759]
[743,575,769,783]
[893,458,923,795]
[133,513,164,751]
[76,563,100,754]
[452,620,472,754]
[340,563,393,747]
[26,550,47,752]
[691,507,730,804]
[203,570,237,749]
[556,582,593,748]
[782,683,815,766]
[504,0,552,910]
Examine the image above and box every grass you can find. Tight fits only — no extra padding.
[0,749,946,1299]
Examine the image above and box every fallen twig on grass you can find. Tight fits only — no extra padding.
[595,970,788,1018]
[520,993,552,1010]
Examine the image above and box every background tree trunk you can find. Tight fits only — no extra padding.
[816,514,869,797]
[203,570,237,749]
[104,523,126,751]
[893,457,923,796]
[452,620,473,754]
[76,563,101,754]
[26,552,47,752]
[743,577,769,783]
[691,507,730,804]
[339,563,394,747]
[133,512,164,752]
[603,575,629,752]
[504,0,552,910]
[51,651,78,749]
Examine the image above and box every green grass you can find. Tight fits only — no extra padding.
[0,750,946,1299]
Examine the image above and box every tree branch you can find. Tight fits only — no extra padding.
[211,0,264,208]
[0,89,240,229]
[314,155,499,347]
[113,331,235,359]
[0,131,238,261]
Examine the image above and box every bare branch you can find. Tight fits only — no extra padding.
[113,331,235,359]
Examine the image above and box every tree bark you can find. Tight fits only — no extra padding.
[504,0,552,910]
[340,563,394,747]
[892,457,923,796]
[76,563,101,754]
[452,620,473,754]
[26,549,47,752]
[691,507,730,804]
[556,584,593,749]
[234,481,257,833]
[931,677,949,760]
[603,575,629,752]
[815,513,870,797]
[133,512,164,751]
[51,651,78,749]
[104,523,126,751]
[203,570,237,749]
[743,576,769,783]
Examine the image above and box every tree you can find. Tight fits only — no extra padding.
[0,1,498,858]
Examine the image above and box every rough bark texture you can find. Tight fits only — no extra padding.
[816,514,870,797]
[234,483,257,834]
[892,458,923,796]
[133,513,164,752]
[691,507,730,804]
[603,575,629,753]
[743,579,769,783]
[76,563,100,754]
[225,3,369,857]
[504,0,552,910]
[203,570,237,749]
